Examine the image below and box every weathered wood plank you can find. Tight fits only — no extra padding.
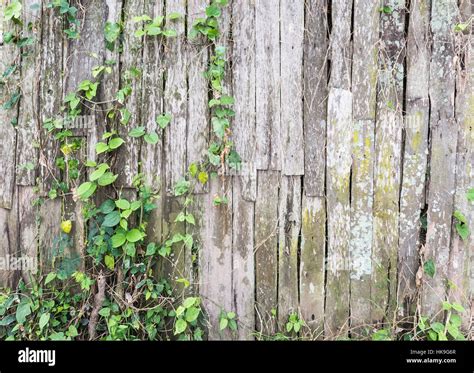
[328,0,352,90]
[255,0,280,171]
[280,0,304,176]
[325,88,352,337]
[303,0,328,197]
[349,0,379,330]
[39,0,64,193]
[350,119,375,330]
[398,0,431,318]
[164,0,187,193]
[141,0,165,245]
[186,0,208,194]
[116,0,144,188]
[372,0,406,323]
[255,170,279,336]
[450,2,473,328]
[18,186,38,282]
[199,177,233,340]
[421,0,459,319]
[0,1,20,208]
[277,176,301,328]
[0,188,18,287]
[300,195,325,334]
[16,0,42,186]
[232,177,255,340]
[232,0,256,201]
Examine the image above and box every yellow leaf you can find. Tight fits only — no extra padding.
[60,220,72,234]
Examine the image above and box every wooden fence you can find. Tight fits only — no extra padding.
[0,0,473,339]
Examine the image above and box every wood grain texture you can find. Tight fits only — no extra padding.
[277,176,301,328]
[164,0,187,193]
[421,0,459,319]
[280,0,304,176]
[186,0,209,194]
[372,0,406,323]
[450,0,473,328]
[255,170,279,336]
[0,2,20,208]
[232,177,255,340]
[199,177,233,340]
[232,0,256,201]
[300,195,325,334]
[303,0,328,197]
[117,0,144,188]
[16,0,42,186]
[141,0,165,244]
[398,0,431,318]
[255,0,281,171]
[325,88,352,337]
[350,119,375,329]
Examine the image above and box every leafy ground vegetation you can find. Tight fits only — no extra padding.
[0,0,471,341]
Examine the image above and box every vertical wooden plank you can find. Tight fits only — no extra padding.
[350,0,379,330]
[117,0,144,188]
[450,1,473,328]
[164,0,187,193]
[421,0,459,318]
[255,0,280,171]
[328,0,352,90]
[0,188,18,287]
[325,88,352,337]
[0,1,20,208]
[39,0,63,192]
[232,0,256,201]
[280,0,304,175]
[255,170,279,336]
[325,0,353,338]
[230,0,256,339]
[16,0,42,186]
[300,195,325,334]
[277,176,301,328]
[397,0,431,320]
[141,0,165,245]
[232,178,255,340]
[186,0,209,194]
[303,0,328,196]
[372,0,406,323]
[18,186,38,282]
[37,1,64,273]
[199,177,233,340]
[350,119,375,329]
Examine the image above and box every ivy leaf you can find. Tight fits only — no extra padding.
[144,132,159,145]
[104,21,121,43]
[174,179,190,196]
[128,126,146,138]
[100,199,115,214]
[452,303,466,313]
[5,0,22,20]
[97,172,118,186]
[44,272,57,285]
[16,302,31,324]
[89,164,109,182]
[455,223,470,241]
[126,229,144,243]
[95,142,109,154]
[185,307,200,323]
[104,255,115,270]
[219,317,228,330]
[156,113,172,129]
[108,137,124,150]
[115,199,130,210]
[111,233,126,248]
[453,210,468,225]
[206,5,221,17]
[102,211,121,228]
[424,259,435,278]
[39,313,50,330]
[76,182,97,200]
[467,188,474,202]
[198,171,209,185]
[174,319,187,335]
